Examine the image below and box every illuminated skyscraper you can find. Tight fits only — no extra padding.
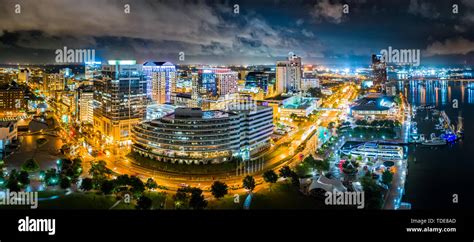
[143,61,176,104]
[276,54,302,94]
[78,86,94,124]
[84,61,102,80]
[215,68,238,96]
[93,60,146,144]
[17,69,29,84]
[372,54,387,87]
[197,68,217,97]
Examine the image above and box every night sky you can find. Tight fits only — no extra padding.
[0,0,473,66]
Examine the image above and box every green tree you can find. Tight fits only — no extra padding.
[290,171,300,187]
[136,196,153,210]
[263,170,278,191]
[360,176,384,209]
[60,176,71,189]
[328,122,336,129]
[21,159,40,173]
[381,170,393,187]
[289,113,298,120]
[0,175,5,189]
[279,166,293,178]
[314,159,330,175]
[242,175,256,192]
[189,188,207,210]
[173,189,189,209]
[88,160,112,188]
[80,178,93,191]
[115,174,131,187]
[129,176,145,197]
[44,168,60,186]
[210,181,228,199]
[100,180,115,195]
[6,169,21,192]
[145,178,158,191]
[394,96,401,105]
[17,170,30,188]
[307,87,323,98]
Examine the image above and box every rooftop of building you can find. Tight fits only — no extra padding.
[0,121,16,128]
[265,94,291,101]
[143,61,175,67]
[164,108,236,120]
[281,96,319,109]
[351,95,394,111]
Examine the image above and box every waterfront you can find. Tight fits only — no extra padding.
[402,80,474,209]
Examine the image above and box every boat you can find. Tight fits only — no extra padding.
[421,137,447,146]
[398,202,412,210]
[341,142,404,159]
[457,112,464,136]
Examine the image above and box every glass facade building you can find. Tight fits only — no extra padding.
[132,105,274,164]
[93,61,146,143]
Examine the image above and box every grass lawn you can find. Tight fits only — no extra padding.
[207,182,326,210]
[128,152,238,175]
[37,190,169,210]
[250,182,326,209]
[207,193,246,210]
[38,191,133,209]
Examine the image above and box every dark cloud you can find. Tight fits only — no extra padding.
[310,0,345,24]
[408,0,440,19]
[424,37,474,56]
[0,0,472,65]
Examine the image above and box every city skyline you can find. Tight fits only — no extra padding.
[0,0,473,66]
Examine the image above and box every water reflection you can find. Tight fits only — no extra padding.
[400,79,474,106]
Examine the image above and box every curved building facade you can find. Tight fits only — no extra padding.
[132,108,241,164]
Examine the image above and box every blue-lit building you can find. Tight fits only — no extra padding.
[143,61,176,104]
[245,71,275,93]
[349,94,397,121]
[132,105,274,164]
[198,69,217,96]
[93,60,147,144]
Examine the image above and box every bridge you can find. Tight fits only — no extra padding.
[397,78,474,82]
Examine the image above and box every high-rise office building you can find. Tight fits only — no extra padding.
[302,71,319,90]
[197,68,217,97]
[276,54,302,94]
[245,71,272,93]
[143,61,176,104]
[42,73,65,95]
[215,68,238,96]
[78,86,94,124]
[372,54,387,86]
[18,69,29,84]
[93,60,146,144]
[0,82,26,113]
[85,61,102,80]
[189,68,239,109]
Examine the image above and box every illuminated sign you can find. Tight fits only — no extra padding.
[107,60,137,65]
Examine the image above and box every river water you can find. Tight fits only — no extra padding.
[401,80,474,209]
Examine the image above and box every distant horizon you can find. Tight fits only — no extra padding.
[0,61,472,69]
